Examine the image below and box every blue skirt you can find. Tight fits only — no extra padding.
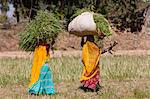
[28,62,55,95]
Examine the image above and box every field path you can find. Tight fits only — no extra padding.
[0,50,150,58]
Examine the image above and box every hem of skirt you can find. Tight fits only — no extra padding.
[28,82,55,95]
[28,88,55,95]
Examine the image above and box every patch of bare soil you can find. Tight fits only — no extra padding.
[103,28,150,50]
[54,29,150,50]
[0,22,150,51]
[0,22,25,51]
[0,50,150,59]
[54,32,81,50]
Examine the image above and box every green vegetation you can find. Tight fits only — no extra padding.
[94,36,104,48]
[19,10,64,51]
[133,88,150,98]
[93,13,111,37]
[0,0,148,32]
[0,15,7,23]
[0,55,150,98]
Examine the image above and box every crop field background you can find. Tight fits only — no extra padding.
[0,55,150,99]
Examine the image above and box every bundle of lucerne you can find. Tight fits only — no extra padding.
[68,9,112,37]
[19,10,63,51]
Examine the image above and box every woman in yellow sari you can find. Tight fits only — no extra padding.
[80,35,102,92]
[28,40,55,95]
[80,34,117,92]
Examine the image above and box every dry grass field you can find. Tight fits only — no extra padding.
[0,55,150,99]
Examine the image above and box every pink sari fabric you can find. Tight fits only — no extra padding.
[81,70,100,90]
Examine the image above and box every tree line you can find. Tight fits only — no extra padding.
[0,0,149,32]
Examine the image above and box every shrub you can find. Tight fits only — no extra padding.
[0,15,7,23]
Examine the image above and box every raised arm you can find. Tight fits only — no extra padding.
[101,41,118,54]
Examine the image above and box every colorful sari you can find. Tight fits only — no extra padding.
[28,45,55,95]
[80,41,101,91]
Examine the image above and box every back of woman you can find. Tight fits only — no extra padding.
[80,35,101,92]
[28,43,55,95]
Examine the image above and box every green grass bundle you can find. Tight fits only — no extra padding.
[93,13,112,37]
[71,8,112,37]
[19,10,63,51]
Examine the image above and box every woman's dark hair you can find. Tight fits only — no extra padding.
[81,35,94,47]
[37,38,47,46]
[46,44,50,55]
[86,35,94,42]
[36,38,50,55]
